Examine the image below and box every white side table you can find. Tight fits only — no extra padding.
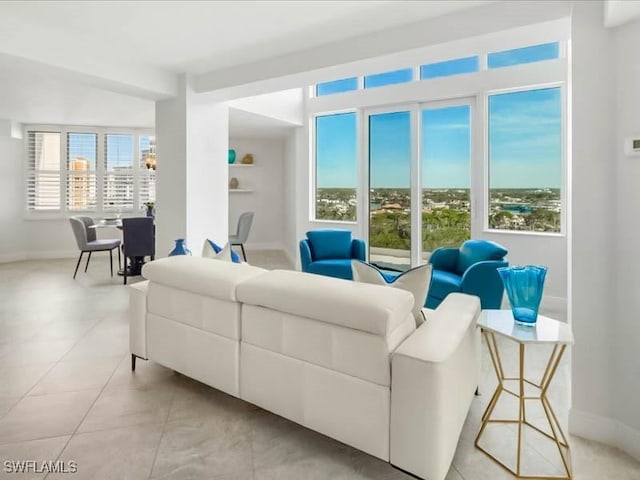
[476,309,574,479]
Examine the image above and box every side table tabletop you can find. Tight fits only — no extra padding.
[476,309,574,479]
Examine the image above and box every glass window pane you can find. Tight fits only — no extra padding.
[488,88,562,232]
[421,105,471,253]
[488,42,560,69]
[316,78,358,96]
[67,133,97,211]
[104,134,134,211]
[369,111,412,271]
[27,131,61,211]
[139,135,156,206]
[420,56,479,80]
[364,68,413,89]
[315,113,357,221]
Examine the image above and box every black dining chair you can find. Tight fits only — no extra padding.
[122,217,155,285]
[69,216,121,279]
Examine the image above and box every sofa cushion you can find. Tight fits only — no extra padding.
[142,256,266,302]
[236,269,414,337]
[429,270,463,301]
[306,229,352,260]
[307,259,353,280]
[456,240,507,275]
[352,261,432,326]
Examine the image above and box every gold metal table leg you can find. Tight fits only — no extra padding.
[475,332,572,479]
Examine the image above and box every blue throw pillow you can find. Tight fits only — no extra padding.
[207,240,242,263]
[306,229,352,260]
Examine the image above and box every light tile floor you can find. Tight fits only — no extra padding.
[0,253,638,480]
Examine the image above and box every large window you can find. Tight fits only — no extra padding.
[422,105,472,250]
[26,127,155,214]
[368,110,412,271]
[315,113,357,221]
[488,87,562,232]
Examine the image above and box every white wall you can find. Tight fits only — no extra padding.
[612,16,640,449]
[0,136,25,262]
[481,232,567,304]
[283,129,301,264]
[568,0,640,461]
[228,137,286,251]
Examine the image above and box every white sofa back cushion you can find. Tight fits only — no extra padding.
[141,256,267,301]
[236,269,414,337]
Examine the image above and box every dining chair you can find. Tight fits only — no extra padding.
[122,217,155,285]
[69,216,121,279]
[229,211,254,261]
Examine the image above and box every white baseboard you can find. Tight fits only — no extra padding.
[242,242,285,251]
[0,252,28,263]
[569,408,640,461]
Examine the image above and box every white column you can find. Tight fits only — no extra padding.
[155,75,229,257]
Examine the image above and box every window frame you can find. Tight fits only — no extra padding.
[23,124,155,220]
[483,82,566,236]
[311,110,359,224]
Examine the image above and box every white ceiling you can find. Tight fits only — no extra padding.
[0,62,154,127]
[0,0,493,127]
[604,0,640,27]
[0,1,492,74]
[229,108,295,140]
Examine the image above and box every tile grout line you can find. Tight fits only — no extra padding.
[43,351,126,480]
[0,309,108,423]
[146,380,180,480]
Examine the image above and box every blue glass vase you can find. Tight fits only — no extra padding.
[228,149,236,164]
[168,239,191,257]
[497,265,547,326]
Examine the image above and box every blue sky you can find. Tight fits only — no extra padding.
[316,43,561,189]
[69,133,145,170]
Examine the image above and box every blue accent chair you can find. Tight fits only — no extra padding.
[426,239,508,309]
[300,229,366,280]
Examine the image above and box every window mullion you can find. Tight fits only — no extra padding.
[97,131,105,213]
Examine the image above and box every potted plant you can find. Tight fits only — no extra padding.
[144,202,155,218]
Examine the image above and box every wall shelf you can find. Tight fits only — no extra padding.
[229,188,254,193]
[229,163,255,167]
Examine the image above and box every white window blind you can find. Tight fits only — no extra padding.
[104,134,134,211]
[25,127,154,216]
[138,135,156,206]
[66,132,97,211]
[26,131,62,211]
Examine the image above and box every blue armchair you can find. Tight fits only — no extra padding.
[300,229,366,280]
[426,239,508,309]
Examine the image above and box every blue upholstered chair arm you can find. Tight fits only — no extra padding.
[461,260,509,309]
[351,239,366,261]
[299,239,313,272]
[428,247,459,272]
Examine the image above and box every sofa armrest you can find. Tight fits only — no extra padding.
[299,239,313,272]
[461,260,508,309]
[428,247,459,272]
[351,239,366,261]
[129,280,149,359]
[390,294,480,480]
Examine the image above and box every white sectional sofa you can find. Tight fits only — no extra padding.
[129,256,480,480]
